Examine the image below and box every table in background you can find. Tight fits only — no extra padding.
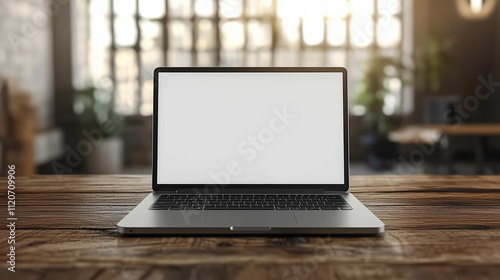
[1,175,500,280]
[390,124,500,174]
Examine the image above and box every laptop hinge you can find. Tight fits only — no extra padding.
[324,190,345,194]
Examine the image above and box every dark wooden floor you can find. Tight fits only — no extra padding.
[1,175,500,280]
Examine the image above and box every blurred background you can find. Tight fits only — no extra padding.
[1,0,500,176]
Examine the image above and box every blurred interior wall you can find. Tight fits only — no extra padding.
[0,0,54,131]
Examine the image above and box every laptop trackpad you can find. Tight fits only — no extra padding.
[205,211,298,227]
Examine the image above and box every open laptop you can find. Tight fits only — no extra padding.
[117,67,384,235]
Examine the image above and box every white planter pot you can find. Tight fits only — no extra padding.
[85,137,123,174]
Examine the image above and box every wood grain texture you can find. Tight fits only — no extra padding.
[0,175,499,280]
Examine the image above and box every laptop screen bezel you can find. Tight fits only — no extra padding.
[152,67,349,192]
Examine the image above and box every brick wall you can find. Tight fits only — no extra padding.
[0,0,54,130]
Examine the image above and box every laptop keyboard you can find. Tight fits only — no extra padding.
[150,194,352,210]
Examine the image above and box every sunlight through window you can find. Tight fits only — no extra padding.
[74,0,410,116]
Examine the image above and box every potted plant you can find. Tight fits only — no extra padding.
[73,87,124,174]
[415,37,455,96]
[415,37,458,124]
[354,55,406,170]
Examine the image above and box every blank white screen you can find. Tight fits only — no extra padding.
[157,72,344,184]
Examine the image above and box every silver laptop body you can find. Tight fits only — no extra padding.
[117,67,384,235]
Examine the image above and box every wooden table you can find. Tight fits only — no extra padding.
[1,175,500,280]
[389,124,500,174]
[389,124,500,145]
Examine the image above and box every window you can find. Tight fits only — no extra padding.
[72,0,412,116]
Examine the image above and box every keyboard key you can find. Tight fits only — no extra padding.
[153,194,351,211]
[253,206,275,210]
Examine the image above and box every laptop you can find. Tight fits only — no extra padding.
[117,67,384,235]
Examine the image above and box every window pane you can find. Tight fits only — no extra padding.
[197,51,217,66]
[139,0,166,18]
[378,0,402,15]
[140,20,162,50]
[73,0,90,88]
[247,20,272,50]
[141,79,154,116]
[220,51,243,66]
[116,49,138,82]
[326,0,347,18]
[246,51,272,66]
[302,0,325,46]
[277,0,301,18]
[350,16,373,48]
[88,12,112,86]
[246,0,273,17]
[89,47,111,86]
[326,50,346,66]
[275,49,299,66]
[115,49,139,115]
[220,21,244,50]
[219,0,243,18]
[116,83,138,115]
[303,17,324,46]
[114,17,137,47]
[278,18,300,48]
[350,0,374,16]
[195,0,216,17]
[169,0,192,17]
[196,19,216,50]
[169,21,193,50]
[377,16,401,48]
[167,51,193,66]
[327,19,346,46]
[113,0,136,15]
[302,50,325,66]
[90,16,111,47]
[90,0,110,15]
